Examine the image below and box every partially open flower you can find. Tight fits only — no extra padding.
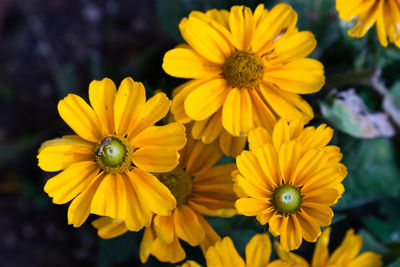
[235,119,347,250]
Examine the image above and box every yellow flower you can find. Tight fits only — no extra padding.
[92,132,237,263]
[37,77,186,229]
[205,234,274,267]
[274,227,383,267]
[336,0,400,48]
[234,119,347,250]
[163,3,324,155]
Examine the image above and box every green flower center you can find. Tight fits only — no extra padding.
[272,184,303,216]
[223,50,264,88]
[95,135,133,174]
[157,167,193,206]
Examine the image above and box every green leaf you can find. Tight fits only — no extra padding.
[362,196,400,244]
[156,0,188,42]
[320,89,395,138]
[387,258,400,267]
[334,136,400,210]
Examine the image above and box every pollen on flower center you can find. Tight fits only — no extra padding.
[157,167,193,206]
[223,50,264,88]
[272,184,303,216]
[95,135,133,174]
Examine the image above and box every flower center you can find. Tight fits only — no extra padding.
[272,184,303,216]
[223,50,264,88]
[157,167,193,206]
[94,135,133,174]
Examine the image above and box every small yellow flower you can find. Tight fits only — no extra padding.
[37,77,186,229]
[234,119,347,250]
[92,131,237,263]
[205,234,274,267]
[336,0,400,48]
[274,227,383,267]
[163,3,324,156]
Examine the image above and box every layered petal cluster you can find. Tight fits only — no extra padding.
[37,77,186,229]
[205,234,274,267]
[234,119,347,250]
[274,227,383,267]
[336,0,400,48]
[163,3,324,156]
[92,133,237,263]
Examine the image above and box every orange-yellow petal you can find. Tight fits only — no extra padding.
[88,78,117,135]
[174,205,205,246]
[38,135,95,172]
[163,47,221,79]
[132,146,180,173]
[245,233,272,267]
[129,168,176,216]
[114,77,145,136]
[44,161,99,204]
[58,94,103,142]
[185,78,230,121]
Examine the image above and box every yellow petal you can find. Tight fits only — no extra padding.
[253,144,281,187]
[139,227,154,263]
[191,110,223,144]
[267,31,316,65]
[114,77,145,136]
[151,236,186,263]
[252,3,297,54]
[171,80,205,123]
[130,123,186,150]
[154,215,175,244]
[179,15,232,64]
[58,94,102,142]
[245,233,272,267]
[278,141,302,184]
[89,78,117,135]
[174,205,205,246]
[189,164,237,216]
[185,78,229,121]
[67,172,104,227]
[129,168,176,216]
[256,207,276,225]
[263,58,325,94]
[222,88,254,136]
[296,211,321,243]
[180,260,202,267]
[248,127,272,152]
[249,89,278,133]
[132,146,180,173]
[205,236,246,267]
[311,227,330,266]
[38,135,95,172]
[229,6,254,50]
[258,83,313,123]
[163,47,221,79]
[234,174,270,199]
[302,203,333,227]
[298,124,333,151]
[129,92,171,137]
[278,215,303,251]
[184,139,222,176]
[123,173,152,231]
[235,198,270,217]
[44,161,99,204]
[90,173,127,220]
[91,217,128,239]
[328,229,362,265]
[347,252,383,267]
[219,129,247,157]
[237,150,271,190]
[291,148,328,185]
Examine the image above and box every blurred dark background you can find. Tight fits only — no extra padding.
[1,0,400,266]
